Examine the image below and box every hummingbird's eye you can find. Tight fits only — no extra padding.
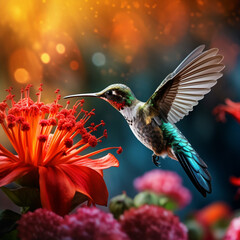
[107,90,112,95]
[105,89,122,102]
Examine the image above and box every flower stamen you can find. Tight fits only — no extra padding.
[0,84,121,215]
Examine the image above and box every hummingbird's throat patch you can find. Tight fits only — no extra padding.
[109,100,126,110]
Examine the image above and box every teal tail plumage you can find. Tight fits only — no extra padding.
[162,122,212,197]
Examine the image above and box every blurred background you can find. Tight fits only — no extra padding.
[0,0,239,217]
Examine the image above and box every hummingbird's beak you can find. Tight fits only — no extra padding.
[63,92,102,99]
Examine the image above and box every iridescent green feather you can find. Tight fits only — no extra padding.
[162,122,211,197]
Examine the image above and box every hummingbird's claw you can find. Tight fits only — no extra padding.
[152,153,161,167]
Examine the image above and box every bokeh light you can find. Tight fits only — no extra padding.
[40,53,51,64]
[14,68,30,83]
[70,60,79,70]
[155,0,189,46]
[9,48,42,84]
[56,43,65,54]
[110,12,146,59]
[125,55,133,64]
[92,52,106,67]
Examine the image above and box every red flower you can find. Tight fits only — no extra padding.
[59,206,129,240]
[224,217,240,240]
[230,176,240,186]
[213,98,240,123]
[18,208,63,240]
[195,202,231,227]
[194,202,231,240]
[120,205,188,240]
[134,169,191,208]
[230,176,240,200]
[0,85,121,215]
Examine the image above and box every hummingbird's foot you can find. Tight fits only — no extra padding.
[152,153,161,167]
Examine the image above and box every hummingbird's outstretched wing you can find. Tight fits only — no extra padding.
[146,45,225,123]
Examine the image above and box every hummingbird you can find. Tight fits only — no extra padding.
[64,45,224,197]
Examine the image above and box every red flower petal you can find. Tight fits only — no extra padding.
[38,166,76,216]
[73,153,119,170]
[213,99,240,123]
[61,164,108,206]
[0,160,31,187]
[230,176,240,186]
[195,202,231,227]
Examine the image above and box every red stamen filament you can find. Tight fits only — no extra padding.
[0,84,121,175]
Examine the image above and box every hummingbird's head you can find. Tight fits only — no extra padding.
[64,84,136,111]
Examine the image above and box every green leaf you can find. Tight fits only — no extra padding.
[185,220,204,240]
[1,186,41,210]
[0,209,21,237]
[133,191,159,207]
[0,229,20,240]
[158,196,179,211]
[212,218,231,240]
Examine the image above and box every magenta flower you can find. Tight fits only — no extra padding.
[120,205,188,240]
[18,208,63,240]
[134,169,191,208]
[59,206,129,240]
[224,217,240,240]
[18,207,129,240]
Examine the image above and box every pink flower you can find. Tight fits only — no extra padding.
[18,208,63,240]
[18,207,129,240]
[213,98,240,123]
[224,217,240,240]
[120,205,188,240]
[134,169,191,208]
[59,206,129,240]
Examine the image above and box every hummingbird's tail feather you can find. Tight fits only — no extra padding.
[174,151,211,197]
[162,122,212,197]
